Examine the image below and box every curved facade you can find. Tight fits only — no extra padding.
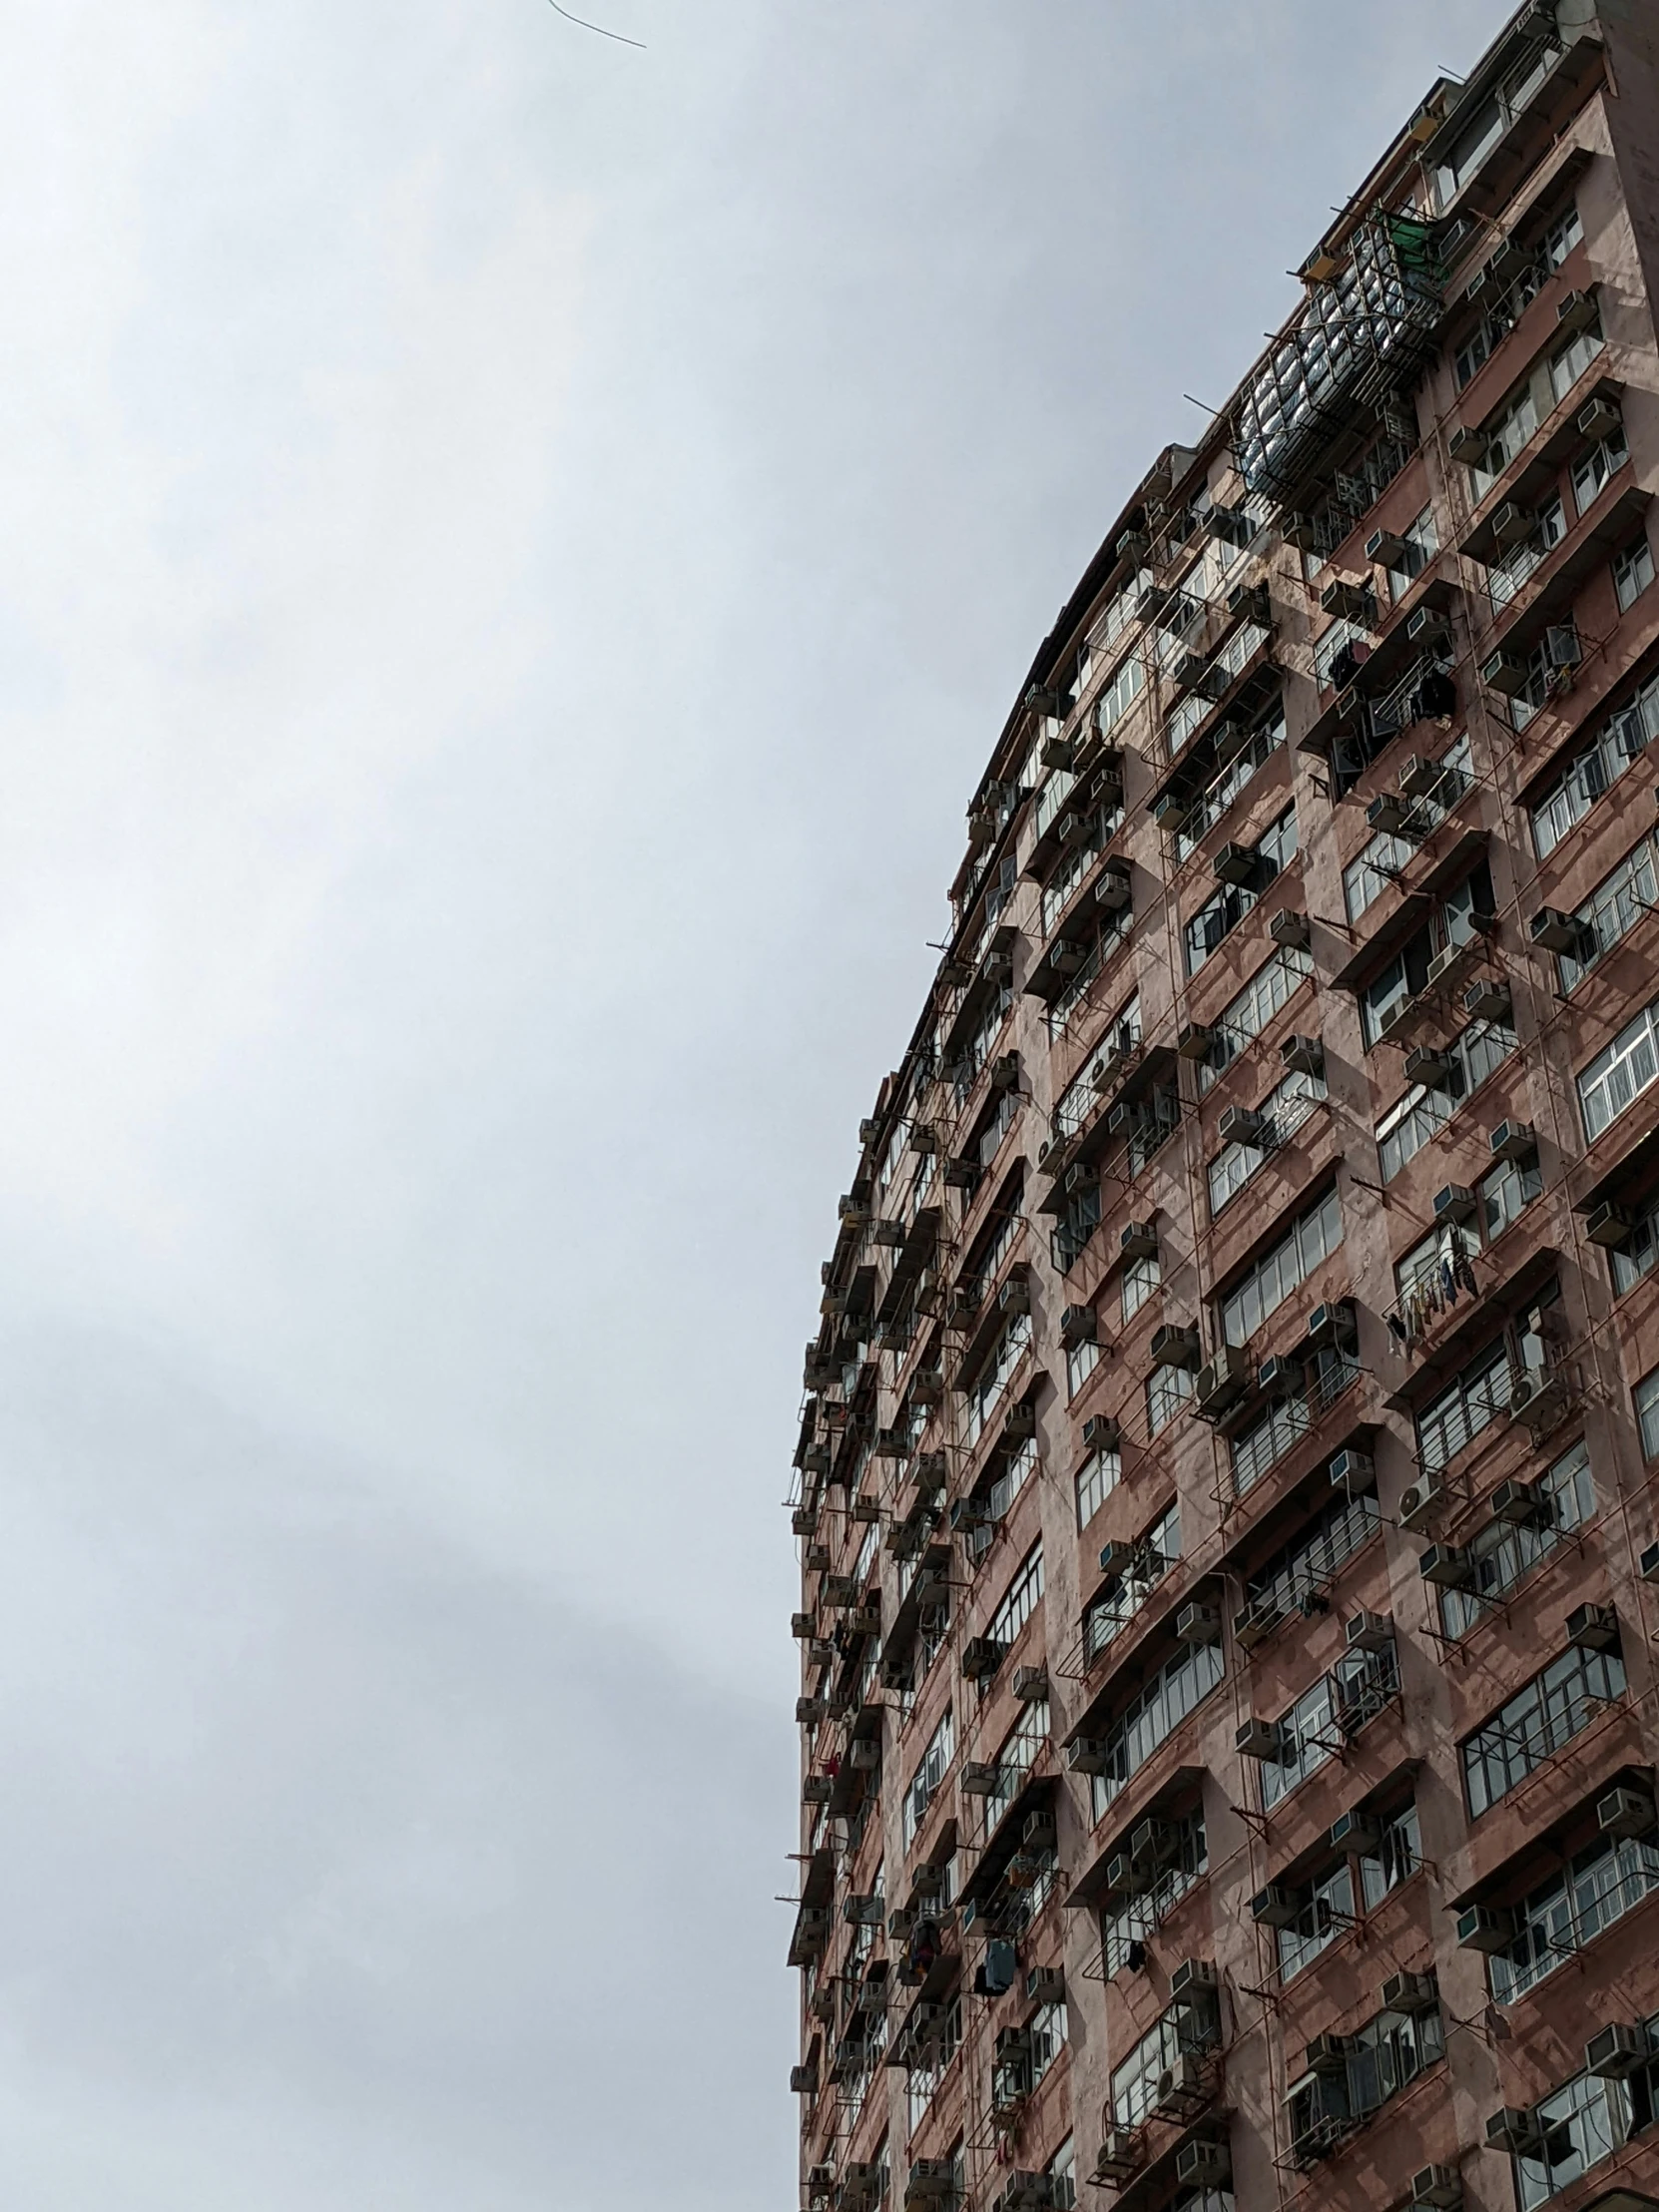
[789,9,1659,2212]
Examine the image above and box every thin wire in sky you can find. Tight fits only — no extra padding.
[547,0,645,46]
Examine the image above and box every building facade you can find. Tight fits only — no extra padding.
[788,7,1659,2212]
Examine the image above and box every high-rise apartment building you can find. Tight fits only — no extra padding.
[787,7,1659,2212]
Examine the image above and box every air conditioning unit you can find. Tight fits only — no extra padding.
[1101,1851,1136,1899]
[1217,1105,1270,1148]
[803,1776,833,1805]
[1096,864,1132,913]
[1566,1601,1619,1652]
[1490,1477,1550,1528]
[1433,1183,1477,1225]
[1557,288,1598,333]
[1396,753,1441,800]
[1236,1717,1287,1761]
[1410,2163,1463,2208]
[1269,908,1311,949]
[1378,1967,1438,2016]
[1259,1354,1300,1394]
[1176,1601,1223,1645]
[1169,1957,1217,1999]
[1153,790,1200,834]
[904,2162,956,2203]
[791,1611,816,1639]
[1174,2141,1231,2190]
[961,1761,1003,1795]
[1578,393,1622,441]
[1321,578,1373,623]
[1490,500,1535,551]
[1213,842,1260,887]
[1463,977,1511,1023]
[1155,2053,1206,2109]
[1378,995,1421,1044]
[1366,527,1406,566]
[1485,2108,1545,2156]
[1050,1295,1101,1353]
[1587,2022,1651,2079]
[1419,1542,1473,1588]
[849,1740,881,1772]
[1368,792,1423,837]
[1025,1965,1065,2005]
[1056,818,1092,856]
[1282,1033,1324,1075]
[1003,1401,1037,1441]
[796,1697,827,1725]
[961,1636,1007,1680]
[792,1507,820,1537]
[1176,1020,1217,1061]
[944,1156,979,1188]
[1482,649,1530,698]
[1488,1118,1536,1162]
[1093,2133,1143,2184]
[1529,907,1593,956]
[790,2061,819,2093]
[1011,1663,1050,1706]
[1447,423,1491,464]
[1507,1371,1568,1429]
[1306,2032,1353,2072]
[1404,1046,1454,1090]
[1195,1346,1251,1414]
[1598,1785,1656,1840]
[1307,1300,1357,1350]
[1214,718,1255,771]
[1251,1884,1299,1928]
[1330,1447,1377,1496]
[1235,1596,1286,1648]
[1398,1479,1446,1532]
[1329,1807,1382,1854]
[1150,1324,1201,1369]
[1120,1221,1159,1261]
[1456,1904,1515,1954]
[1425,938,1479,990]
[1585,1201,1634,1249]
[1040,734,1075,772]
[1345,1608,1391,1654]
[1082,1412,1122,1450]
[1065,1738,1108,1775]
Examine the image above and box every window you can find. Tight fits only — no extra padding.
[1089,1640,1226,1825]
[1637,1369,1659,1459]
[906,1998,961,2133]
[1435,1437,1595,1638]
[1277,1859,1354,1981]
[1359,1801,1422,1910]
[1392,1153,1543,1333]
[1414,1282,1558,1474]
[1075,1444,1121,1530]
[1052,1001,1140,1141]
[987,1544,1044,1652]
[1615,535,1656,613]
[1208,1065,1328,1215]
[1123,1249,1160,1322]
[1084,1503,1180,1669]
[1046,2140,1076,2212]
[1343,736,1471,922]
[1360,862,1495,1047]
[1197,943,1314,1092]
[1431,39,1564,211]
[1377,1013,1518,1182]
[1220,1188,1342,1346]
[1111,1992,1221,2129]
[1461,1642,1627,1818]
[1508,624,1584,736]
[964,1310,1033,1446]
[903,1710,955,1849]
[1246,1489,1381,1622]
[1578,997,1659,1142]
[1230,1346,1361,1496]
[981,1699,1049,1836]
[1184,807,1298,975]
[1551,311,1606,407]
[1515,2068,1624,2211]
[1531,667,1659,855]
[1384,506,1437,601]
[1612,1198,1659,1297]
[1288,2003,1444,2157]
[1066,1338,1101,1399]
[1573,424,1630,515]
[1557,829,1658,992]
[1487,494,1566,613]
[1468,381,1540,497]
[1096,651,1145,741]
[1147,1364,1193,1436]
[1488,1829,1659,2006]
[1100,1810,1207,1977]
[1172,706,1288,863]
[1261,1641,1398,1811]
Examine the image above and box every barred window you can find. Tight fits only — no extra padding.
[1184,806,1298,975]
[1208,1066,1327,1215]
[1436,1436,1595,1638]
[1557,830,1659,993]
[1377,1014,1518,1183]
[1261,1642,1397,1811]
[1147,1363,1193,1436]
[1531,667,1659,855]
[1461,1643,1626,1818]
[1488,1829,1659,2006]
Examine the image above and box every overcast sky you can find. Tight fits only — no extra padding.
[0,0,1510,2203]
